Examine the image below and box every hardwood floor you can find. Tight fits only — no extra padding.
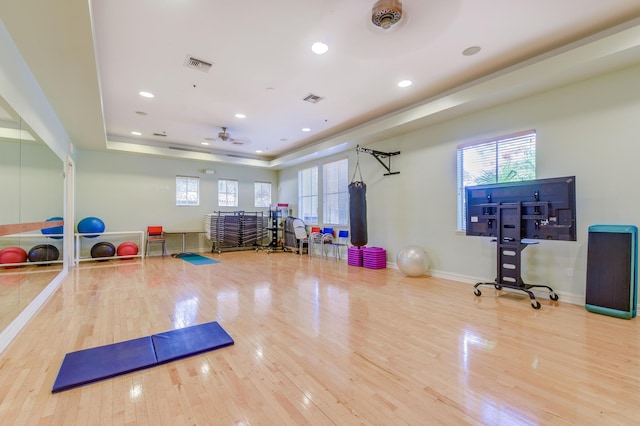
[0,265,62,331]
[0,251,638,425]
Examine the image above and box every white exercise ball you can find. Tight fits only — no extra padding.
[396,245,429,277]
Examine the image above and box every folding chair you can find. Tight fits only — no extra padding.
[294,226,309,254]
[308,227,323,257]
[328,229,349,260]
[145,226,166,256]
[291,218,309,254]
[319,227,334,257]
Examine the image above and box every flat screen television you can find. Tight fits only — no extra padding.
[465,176,576,241]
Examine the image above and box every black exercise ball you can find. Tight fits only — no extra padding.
[90,242,116,261]
[28,244,60,264]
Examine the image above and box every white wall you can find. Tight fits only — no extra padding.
[76,149,279,253]
[280,62,640,303]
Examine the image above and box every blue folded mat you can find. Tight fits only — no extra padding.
[153,321,233,363]
[52,321,233,393]
[174,252,219,265]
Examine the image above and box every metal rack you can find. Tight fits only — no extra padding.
[266,209,284,253]
[75,231,145,263]
[0,232,65,267]
[204,211,268,253]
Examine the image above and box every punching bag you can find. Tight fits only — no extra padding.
[349,181,368,247]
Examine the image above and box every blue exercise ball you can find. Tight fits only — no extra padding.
[77,217,105,238]
[41,216,64,239]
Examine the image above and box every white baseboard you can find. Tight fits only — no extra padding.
[387,262,588,306]
[429,269,590,305]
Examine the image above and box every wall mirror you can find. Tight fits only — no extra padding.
[0,98,64,333]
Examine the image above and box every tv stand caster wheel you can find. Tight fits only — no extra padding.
[531,300,541,309]
[474,288,482,296]
[550,292,559,301]
[494,284,503,290]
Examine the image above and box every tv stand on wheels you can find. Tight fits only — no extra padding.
[466,176,576,309]
[472,202,559,309]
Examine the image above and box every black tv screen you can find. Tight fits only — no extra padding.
[465,176,576,241]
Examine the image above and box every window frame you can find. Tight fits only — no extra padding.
[298,165,319,225]
[322,158,349,226]
[457,130,536,230]
[254,181,272,208]
[218,178,239,207]
[175,175,200,207]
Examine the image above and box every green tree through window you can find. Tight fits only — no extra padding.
[457,131,536,229]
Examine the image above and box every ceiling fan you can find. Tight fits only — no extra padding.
[215,127,246,145]
[217,126,231,141]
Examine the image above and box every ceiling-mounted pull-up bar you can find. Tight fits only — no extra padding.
[356,145,400,176]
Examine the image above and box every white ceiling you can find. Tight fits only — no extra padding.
[2,0,640,168]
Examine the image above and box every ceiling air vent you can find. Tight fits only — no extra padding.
[152,132,167,137]
[227,153,255,159]
[303,93,323,104]
[169,146,211,154]
[184,55,213,72]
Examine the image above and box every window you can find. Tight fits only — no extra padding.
[323,158,349,225]
[457,130,536,230]
[176,176,199,206]
[218,179,238,207]
[254,181,272,207]
[298,166,318,224]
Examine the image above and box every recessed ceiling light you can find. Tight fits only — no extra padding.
[130,131,142,136]
[139,91,154,98]
[398,80,412,88]
[234,113,246,119]
[255,150,263,153]
[201,142,210,146]
[302,128,311,132]
[311,42,329,55]
[462,46,481,56]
